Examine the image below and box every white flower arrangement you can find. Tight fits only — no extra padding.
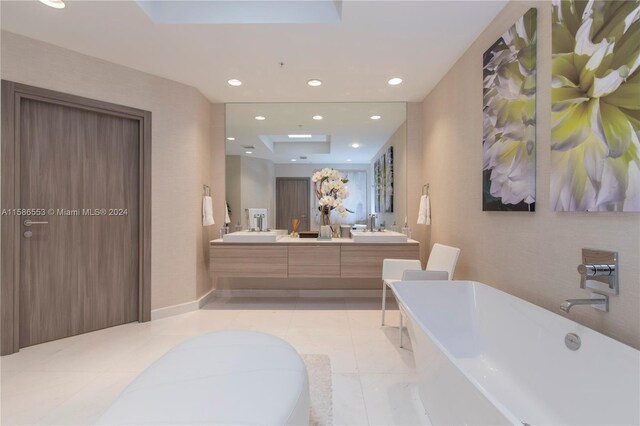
[312,168,351,222]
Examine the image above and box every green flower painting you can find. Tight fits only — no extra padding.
[552,0,640,211]
[483,9,537,212]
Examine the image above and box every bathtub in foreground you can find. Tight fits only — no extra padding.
[392,280,640,426]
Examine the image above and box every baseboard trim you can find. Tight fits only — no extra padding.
[211,289,383,298]
[151,288,216,320]
[151,287,385,320]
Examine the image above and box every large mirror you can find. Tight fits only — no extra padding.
[225,102,407,233]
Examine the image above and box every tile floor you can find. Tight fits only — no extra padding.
[1,297,431,425]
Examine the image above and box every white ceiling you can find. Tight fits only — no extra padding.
[0,0,507,103]
[226,102,406,164]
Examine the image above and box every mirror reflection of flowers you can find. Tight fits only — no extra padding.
[312,168,352,226]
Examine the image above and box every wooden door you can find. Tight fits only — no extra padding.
[17,98,140,347]
[276,178,310,232]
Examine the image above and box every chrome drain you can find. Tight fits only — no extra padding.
[565,332,581,351]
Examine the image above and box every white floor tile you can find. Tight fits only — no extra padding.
[1,337,75,374]
[286,328,358,374]
[38,332,150,373]
[352,329,415,374]
[290,309,350,329]
[360,373,431,426]
[37,372,138,425]
[230,309,294,330]
[1,297,427,425]
[332,373,369,425]
[1,371,98,425]
[349,308,402,329]
[106,334,191,373]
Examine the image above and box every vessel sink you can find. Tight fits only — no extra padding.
[222,230,287,243]
[351,230,408,243]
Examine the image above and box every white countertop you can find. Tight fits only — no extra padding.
[211,236,419,244]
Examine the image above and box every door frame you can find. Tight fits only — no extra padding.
[275,177,311,232]
[1,81,152,355]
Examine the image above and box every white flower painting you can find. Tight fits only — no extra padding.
[551,0,640,211]
[483,8,537,211]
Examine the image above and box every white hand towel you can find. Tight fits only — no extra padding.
[417,195,431,225]
[203,196,215,226]
[225,203,231,224]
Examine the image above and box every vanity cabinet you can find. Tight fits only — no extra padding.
[288,245,341,278]
[210,245,288,278]
[340,245,419,278]
[210,240,419,282]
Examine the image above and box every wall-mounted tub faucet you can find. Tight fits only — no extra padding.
[578,248,618,294]
[561,248,618,314]
[560,293,609,313]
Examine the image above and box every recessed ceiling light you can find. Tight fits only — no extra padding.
[307,79,323,87]
[245,151,253,154]
[288,134,312,138]
[38,0,65,8]
[312,115,323,120]
[388,77,403,86]
[226,137,235,141]
[370,115,381,120]
[255,116,266,121]
[291,159,297,162]
[227,79,242,87]
[346,159,353,162]
[351,143,360,148]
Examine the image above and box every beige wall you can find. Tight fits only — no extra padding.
[225,156,242,229]
[406,102,426,263]
[1,31,224,309]
[420,2,640,348]
[240,156,276,229]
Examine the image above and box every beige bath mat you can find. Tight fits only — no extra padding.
[302,354,333,426]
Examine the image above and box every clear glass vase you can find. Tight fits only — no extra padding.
[320,207,331,227]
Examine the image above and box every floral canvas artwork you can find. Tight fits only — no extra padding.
[551,0,640,211]
[483,8,537,212]
[385,146,394,213]
[374,157,382,213]
[373,148,394,213]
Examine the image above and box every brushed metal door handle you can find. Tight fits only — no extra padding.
[24,220,49,227]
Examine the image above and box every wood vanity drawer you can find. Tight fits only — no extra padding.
[210,245,288,278]
[340,244,419,278]
[288,246,340,277]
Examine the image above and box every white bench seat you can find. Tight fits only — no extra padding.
[97,330,310,425]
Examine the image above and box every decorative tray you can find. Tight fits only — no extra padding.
[299,231,319,238]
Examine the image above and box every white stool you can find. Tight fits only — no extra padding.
[97,330,310,425]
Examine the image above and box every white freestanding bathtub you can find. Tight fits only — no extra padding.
[392,280,640,426]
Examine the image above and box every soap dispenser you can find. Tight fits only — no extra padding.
[401,218,411,239]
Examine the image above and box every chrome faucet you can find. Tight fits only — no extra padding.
[254,214,265,232]
[560,294,609,313]
[368,214,377,232]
